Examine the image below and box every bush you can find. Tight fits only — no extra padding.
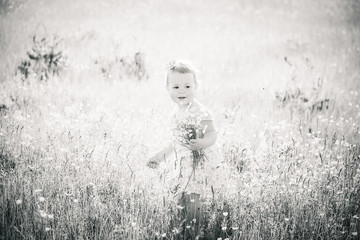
[16,34,66,81]
[94,51,148,81]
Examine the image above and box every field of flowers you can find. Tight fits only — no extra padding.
[1,0,360,239]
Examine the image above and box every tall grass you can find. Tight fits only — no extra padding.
[1,76,359,239]
[1,0,360,239]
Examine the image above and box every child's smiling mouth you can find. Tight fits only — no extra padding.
[178,97,186,100]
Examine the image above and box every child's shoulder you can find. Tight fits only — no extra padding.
[190,100,212,120]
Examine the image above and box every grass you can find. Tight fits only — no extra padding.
[1,0,360,239]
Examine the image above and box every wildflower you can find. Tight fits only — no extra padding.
[190,198,195,203]
[223,212,228,217]
[34,189,42,193]
[353,215,359,219]
[73,199,79,203]
[232,227,239,230]
[285,218,290,222]
[222,226,227,231]
[217,238,222,240]
[161,233,166,237]
[38,197,45,202]
[176,205,184,210]
[352,232,358,236]
[172,109,207,168]
[39,210,47,218]
[47,214,54,219]
[186,225,191,229]
[45,227,51,232]
[131,222,136,227]
[16,199,22,205]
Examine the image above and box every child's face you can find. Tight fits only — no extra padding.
[167,72,197,107]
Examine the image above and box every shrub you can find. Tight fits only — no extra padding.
[16,35,66,81]
[94,51,148,81]
[275,78,330,119]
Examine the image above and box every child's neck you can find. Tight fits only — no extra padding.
[177,100,195,111]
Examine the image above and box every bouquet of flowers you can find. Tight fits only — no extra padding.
[173,113,207,169]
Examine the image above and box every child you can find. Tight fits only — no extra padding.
[147,60,223,237]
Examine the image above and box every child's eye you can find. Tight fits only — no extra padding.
[173,86,179,89]
[186,86,191,88]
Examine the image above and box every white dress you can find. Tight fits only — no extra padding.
[165,100,223,198]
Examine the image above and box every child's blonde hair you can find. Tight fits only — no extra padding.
[166,60,197,86]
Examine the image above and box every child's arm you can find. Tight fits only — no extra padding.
[186,120,217,151]
[146,145,173,168]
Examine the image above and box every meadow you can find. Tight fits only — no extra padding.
[1,0,360,239]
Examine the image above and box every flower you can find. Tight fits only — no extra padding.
[223,212,228,217]
[173,111,207,168]
[38,197,45,202]
[39,210,47,218]
[16,199,22,205]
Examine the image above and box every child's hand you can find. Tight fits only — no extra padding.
[146,155,161,169]
[185,139,205,151]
